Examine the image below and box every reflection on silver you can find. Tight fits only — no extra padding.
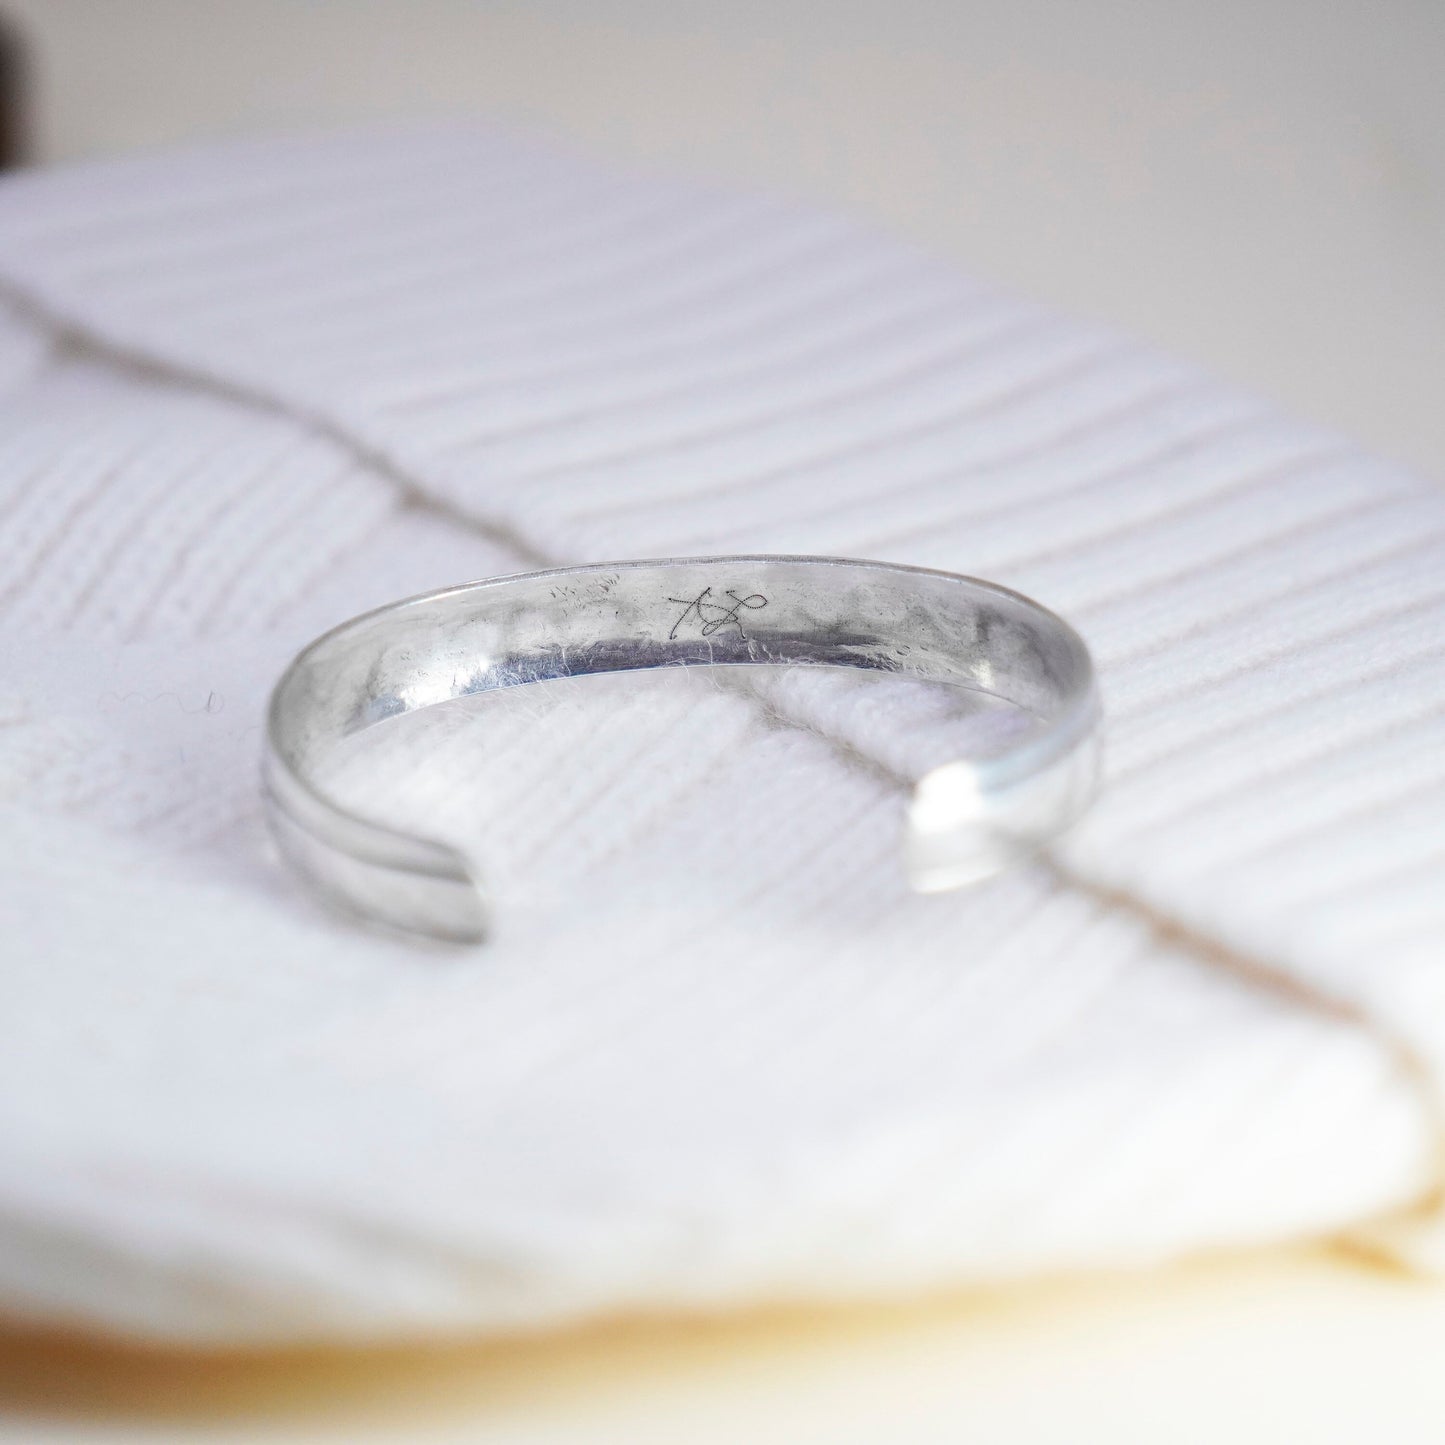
[264,556,1101,942]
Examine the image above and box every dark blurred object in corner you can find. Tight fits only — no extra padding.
[0,12,29,168]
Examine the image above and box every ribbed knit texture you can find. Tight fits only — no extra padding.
[0,129,1441,1340]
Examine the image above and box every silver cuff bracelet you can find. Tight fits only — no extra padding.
[263,555,1101,942]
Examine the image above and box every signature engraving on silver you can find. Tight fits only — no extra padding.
[264,557,1101,943]
[666,586,769,641]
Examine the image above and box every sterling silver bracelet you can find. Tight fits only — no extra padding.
[263,555,1101,942]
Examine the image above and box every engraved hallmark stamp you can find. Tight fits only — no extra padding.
[667,586,768,640]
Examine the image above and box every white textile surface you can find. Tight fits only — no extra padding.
[0,129,1442,1342]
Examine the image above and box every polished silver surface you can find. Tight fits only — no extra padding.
[263,556,1101,942]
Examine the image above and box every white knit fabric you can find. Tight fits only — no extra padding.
[0,128,1443,1342]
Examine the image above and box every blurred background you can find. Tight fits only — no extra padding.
[3,0,1444,483]
[2,5,1444,1440]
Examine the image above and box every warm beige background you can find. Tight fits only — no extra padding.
[2,2,1442,1437]
[2,1250,1445,1443]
